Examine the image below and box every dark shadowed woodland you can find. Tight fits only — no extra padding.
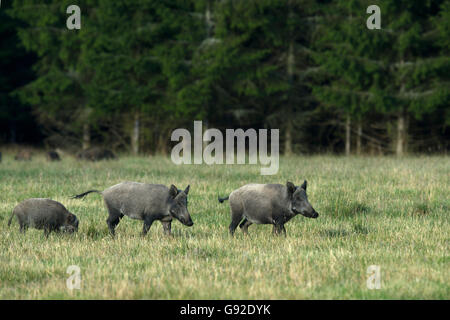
[1,0,449,156]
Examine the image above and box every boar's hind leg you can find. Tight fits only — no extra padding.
[239,219,252,235]
[105,204,124,237]
[229,201,244,236]
[229,213,243,237]
[107,216,121,237]
[106,213,123,238]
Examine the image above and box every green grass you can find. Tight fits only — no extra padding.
[0,152,449,299]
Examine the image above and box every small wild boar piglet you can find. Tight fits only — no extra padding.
[72,182,193,237]
[219,181,318,236]
[8,198,79,237]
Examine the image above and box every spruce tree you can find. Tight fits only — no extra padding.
[9,0,97,149]
[313,0,449,155]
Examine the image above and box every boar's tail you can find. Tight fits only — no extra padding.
[71,190,102,200]
[218,195,229,203]
[7,210,15,227]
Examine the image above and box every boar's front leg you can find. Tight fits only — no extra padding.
[272,224,286,237]
[280,224,287,236]
[19,223,28,234]
[162,221,172,236]
[107,216,121,237]
[43,227,52,238]
[229,202,244,236]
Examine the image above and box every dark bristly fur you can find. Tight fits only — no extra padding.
[72,182,193,237]
[8,198,79,237]
[219,180,318,236]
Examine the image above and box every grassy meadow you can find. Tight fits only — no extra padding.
[0,151,449,299]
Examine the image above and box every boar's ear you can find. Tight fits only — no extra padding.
[286,181,296,196]
[184,185,190,195]
[300,180,307,191]
[169,185,178,198]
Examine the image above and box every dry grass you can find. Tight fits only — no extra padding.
[0,152,449,299]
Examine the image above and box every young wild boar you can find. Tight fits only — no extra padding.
[72,182,193,237]
[14,150,32,161]
[8,198,79,237]
[219,181,318,236]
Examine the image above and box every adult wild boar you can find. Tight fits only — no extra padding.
[72,182,193,237]
[8,198,79,237]
[218,181,318,236]
[46,150,61,161]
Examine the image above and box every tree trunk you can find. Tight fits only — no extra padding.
[158,130,167,155]
[205,2,212,38]
[369,142,375,156]
[284,121,293,156]
[345,115,351,156]
[131,112,140,155]
[396,65,407,156]
[284,40,295,156]
[9,120,17,144]
[356,120,362,155]
[82,123,90,150]
[287,41,295,81]
[396,111,405,156]
[404,113,409,154]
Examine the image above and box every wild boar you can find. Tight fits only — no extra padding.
[46,150,61,161]
[72,182,193,237]
[76,147,116,161]
[14,150,32,161]
[8,198,79,237]
[219,181,318,236]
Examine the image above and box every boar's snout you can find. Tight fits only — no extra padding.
[65,214,79,232]
[177,215,193,226]
[292,205,318,219]
[66,225,78,233]
[302,208,319,219]
[182,212,194,226]
[170,208,194,227]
